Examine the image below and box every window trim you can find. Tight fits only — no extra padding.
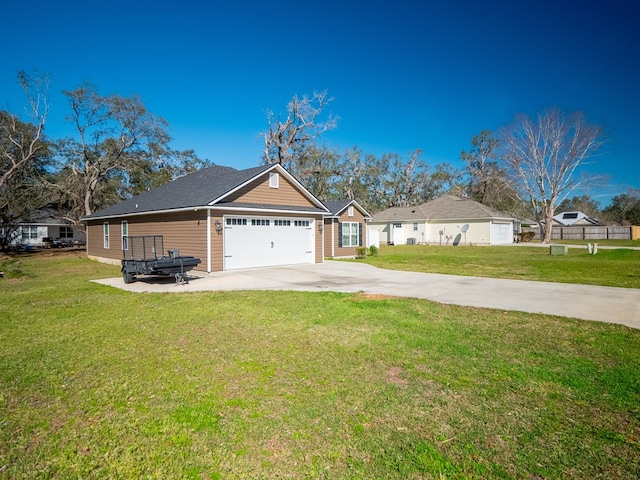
[59,225,73,238]
[269,172,279,188]
[341,221,360,247]
[103,222,109,249]
[121,221,128,250]
[21,226,38,240]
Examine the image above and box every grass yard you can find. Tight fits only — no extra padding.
[542,239,640,248]
[1,252,639,479]
[358,244,640,288]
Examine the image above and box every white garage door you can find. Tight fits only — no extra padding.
[491,222,513,245]
[223,216,315,270]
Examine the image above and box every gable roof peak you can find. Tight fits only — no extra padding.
[323,199,372,218]
[82,163,296,220]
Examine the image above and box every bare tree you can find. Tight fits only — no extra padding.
[261,90,337,168]
[0,71,51,251]
[499,108,605,243]
[0,71,49,191]
[461,130,519,212]
[53,82,171,221]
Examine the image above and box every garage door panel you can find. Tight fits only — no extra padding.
[223,216,314,270]
[491,223,512,245]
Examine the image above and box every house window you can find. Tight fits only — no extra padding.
[21,226,38,240]
[269,172,279,188]
[60,226,73,238]
[341,222,360,247]
[121,221,128,250]
[393,223,402,228]
[103,222,109,249]
[413,222,418,231]
[348,206,354,217]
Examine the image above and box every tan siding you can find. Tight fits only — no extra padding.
[323,218,335,257]
[87,211,208,271]
[209,212,224,272]
[226,173,316,208]
[331,209,368,257]
[86,220,121,262]
[315,218,323,263]
[87,208,325,273]
[126,211,208,264]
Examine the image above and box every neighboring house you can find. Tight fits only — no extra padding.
[369,195,515,246]
[82,164,330,272]
[552,211,600,226]
[11,208,84,247]
[323,200,372,257]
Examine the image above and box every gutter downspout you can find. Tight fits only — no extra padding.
[331,218,335,257]
[206,209,211,273]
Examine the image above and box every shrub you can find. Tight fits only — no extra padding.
[520,231,536,242]
[369,245,379,257]
[356,247,368,259]
[0,257,23,279]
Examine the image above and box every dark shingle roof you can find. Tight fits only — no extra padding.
[84,164,272,219]
[323,200,352,216]
[323,199,372,218]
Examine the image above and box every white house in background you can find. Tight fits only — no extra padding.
[12,208,84,247]
[369,195,516,246]
[552,211,600,226]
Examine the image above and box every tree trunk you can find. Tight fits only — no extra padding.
[542,206,555,244]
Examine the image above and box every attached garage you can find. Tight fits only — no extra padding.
[83,164,329,272]
[223,215,315,270]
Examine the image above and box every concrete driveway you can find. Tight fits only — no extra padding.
[93,260,640,329]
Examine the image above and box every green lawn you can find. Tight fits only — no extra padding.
[541,239,640,247]
[358,244,640,288]
[1,252,639,479]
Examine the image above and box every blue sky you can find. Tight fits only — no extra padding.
[2,0,638,207]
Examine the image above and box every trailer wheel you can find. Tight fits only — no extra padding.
[123,271,135,284]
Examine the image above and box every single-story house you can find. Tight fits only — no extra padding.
[83,163,331,272]
[552,211,599,226]
[323,199,372,257]
[369,195,515,246]
[11,208,84,247]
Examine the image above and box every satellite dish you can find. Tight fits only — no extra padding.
[461,224,469,245]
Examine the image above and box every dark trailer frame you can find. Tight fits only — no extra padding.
[121,235,201,284]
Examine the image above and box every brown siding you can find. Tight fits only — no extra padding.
[87,211,208,270]
[209,212,224,272]
[329,208,368,257]
[323,218,335,257]
[226,173,316,208]
[87,208,325,273]
[315,217,323,263]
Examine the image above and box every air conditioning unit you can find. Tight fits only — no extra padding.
[407,238,416,245]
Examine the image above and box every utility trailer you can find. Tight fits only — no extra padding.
[121,235,201,284]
